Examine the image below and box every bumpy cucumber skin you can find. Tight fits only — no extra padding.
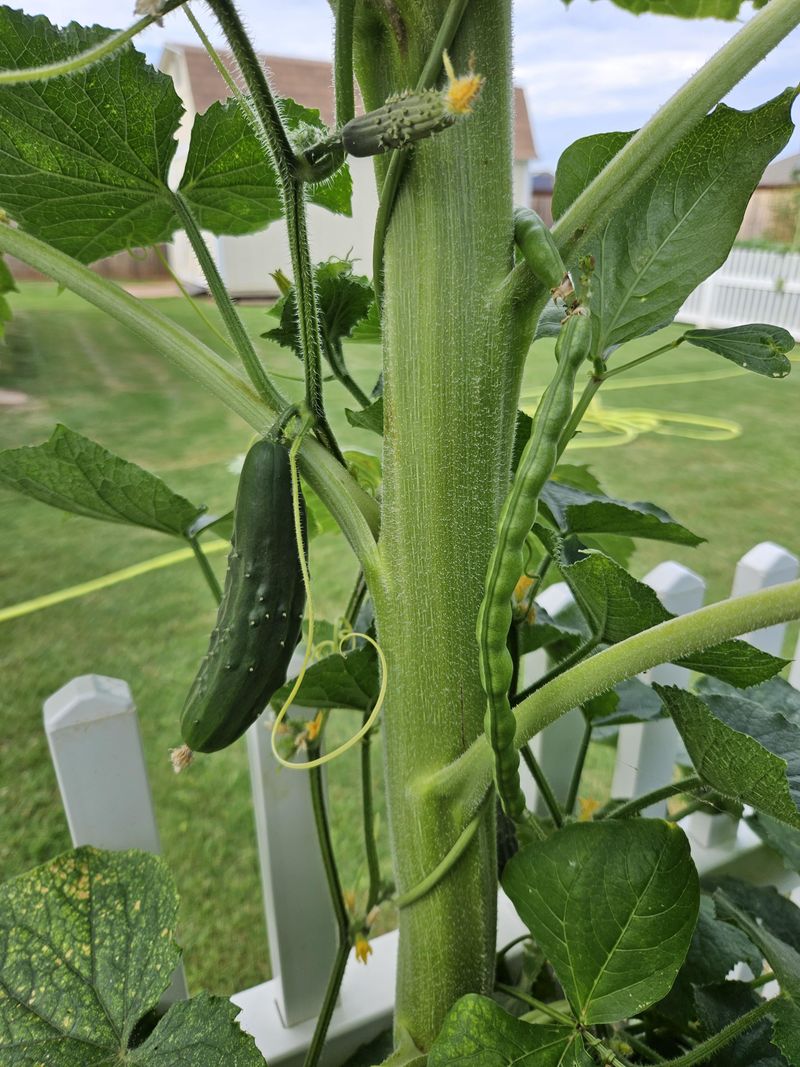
[180,439,307,753]
[341,89,454,157]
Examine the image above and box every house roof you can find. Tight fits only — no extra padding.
[170,45,536,161]
[760,153,800,189]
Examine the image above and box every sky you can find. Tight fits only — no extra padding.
[24,0,800,172]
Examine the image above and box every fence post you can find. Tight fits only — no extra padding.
[246,651,338,1028]
[520,582,587,817]
[790,629,800,691]
[611,563,706,817]
[43,674,188,1004]
[731,542,799,654]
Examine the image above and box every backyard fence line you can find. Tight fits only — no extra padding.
[42,539,800,1064]
[676,247,800,339]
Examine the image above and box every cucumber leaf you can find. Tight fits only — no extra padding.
[0,846,264,1064]
[685,324,794,379]
[715,890,800,1002]
[428,995,590,1066]
[657,684,800,829]
[748,811,800,873]
[179,98,352,234]
[0,424,204,537]
[703,876,800,955]
[503,821,699,1025]
[582,0,757,18]
[583,677,664,726]
[694,983,784,1067]
[346,397,384,436]
[771,999,800,1067]
[0,9,182,262]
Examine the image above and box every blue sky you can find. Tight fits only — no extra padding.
[26,0,800,171]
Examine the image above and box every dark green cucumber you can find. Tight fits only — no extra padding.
[180,438,307,753]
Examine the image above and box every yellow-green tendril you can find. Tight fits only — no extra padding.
[270,428,387,771]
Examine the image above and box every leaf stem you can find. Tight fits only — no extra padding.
[334,0,356,127]
[152,242,236,355]
[0,1,185,84]
[394,804,486,910]
[171,191,284,409]
[0,226,381,573]
[603,337,685,380]
[428,580,800,816]
[661,998,776,1067]
[512,634,599,707]
[520,746,564,828]
[371,0,471,302]
[494,983,574,1027]
[325,338,371,408]
[565,714,592,815]
[188,535,222,603]
[600,776,706,821]
[559,374,603,452]
[304,738,352,1067]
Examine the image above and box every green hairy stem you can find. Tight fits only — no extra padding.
[367,0,518,1047]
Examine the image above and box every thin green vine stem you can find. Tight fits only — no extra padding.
[565,714,592,815]
[520,745,563,828]
[494,983,574,1027]
[394,804,486,910]
[152,243,236,355]
[662,998,776,1067]
[205,0,296,177]
[334,0,356,127]
[304,737,352,1067]
[558,375,603,453]
[506,0,800,311]
[361,717,382,912]
[371,0,472,303]
[0,0,185,83]
[428,580,800,816]
[189,536,223,603]
[184,4,241,101]
[603,337,686,380]
[601,776,706,821]
[171,191,284,410]
[511,634,599,707]
[0,226,382,575]
[324,338,371,408]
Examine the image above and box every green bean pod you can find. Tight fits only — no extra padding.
[513,207,567,293]
[476,310,592,821]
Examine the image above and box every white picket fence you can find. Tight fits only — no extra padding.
[43,540,800,1065]
[676,247,800,339]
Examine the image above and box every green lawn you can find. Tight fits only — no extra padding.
[1,283,798,995]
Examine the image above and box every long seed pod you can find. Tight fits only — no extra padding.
[477,310,593,823]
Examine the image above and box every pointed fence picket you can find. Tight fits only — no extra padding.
[41,539,800,1064]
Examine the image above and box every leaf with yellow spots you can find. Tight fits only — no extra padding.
[0,846,265,1064]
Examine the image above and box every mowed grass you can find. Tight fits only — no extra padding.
[1,282,798,994]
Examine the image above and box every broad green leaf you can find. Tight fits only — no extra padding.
[127,992,264,1065]
[178,100,283,235]
[552,464,604,496]
[553,131,633,222]
[695,983,784,1067]
[771,999,800,1067]
[584,677,664,726]
[0,847,263,1065]
[518,602,586,657]
[685,324,794,379]
[503,821,699,1025]
[265,259,373,356]
[281,98,352,217]
[685,895,762,987]
[180,97,352,234]
[698,675,800,724]
[0,424,204,537]
[271,645,379,712]
[549,544,786,687]
[585,0,755,18]
[346,449,382,495]
[704,877,800,955]
[348,300,382,344]
[0,9,182,262]
[540,481,703,546]
[657,685,800,829]
[0,847,179,1055]
[346,397,384,436]
[428,994,590,1066]
[716,890,800,1002]
[534,299,566,341]
[748,812,800,873]
[554,94,795,354]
